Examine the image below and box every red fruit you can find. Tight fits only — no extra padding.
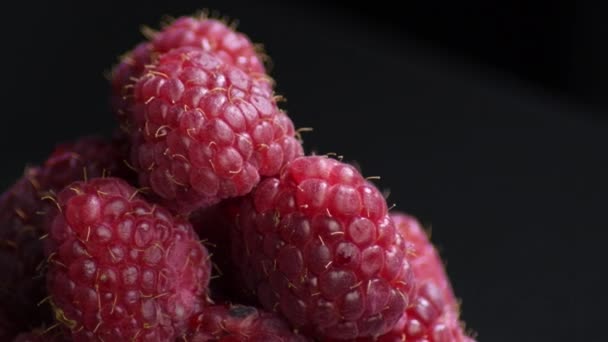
[371,213,472,342]
[45,178,211,341]
[0,169,49,340]
[395,214,458,312]
[111,15,266,126]
[0,136,132,340]
[153,17,265,74]
[40,135,134,190]
[111,42,153,126]
[230,156,416,340]
[130,47,302,213]
[185,304,309,342]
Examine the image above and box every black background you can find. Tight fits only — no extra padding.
[2,1,604,341]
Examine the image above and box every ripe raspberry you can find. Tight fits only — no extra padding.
[130,47,302,213]
[230,156,416,340]
[0,136,132,340]
[45,178,211,341]
[40,135,134,190]
[370,213,472,342]
[112,42,153,126]
[111,15,266,126]
[185,304,309,342]
[0,169,49,340]
[395,214,458,312]
[154,16,265,73]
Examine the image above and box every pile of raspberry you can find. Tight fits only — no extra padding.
[1,13,475,342]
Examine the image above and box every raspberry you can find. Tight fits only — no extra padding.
[153,17,265,75]
[370,213,472,342]
[0,136,132,340]
[130,47,302,213]
[395,214,458,312]
[230,156,416,340]
[111,15,266,126]
[111,42,153,126]
[0,169,49,340]
[185,304,309,342]
[40,135,134,191]
[45,178,211,341]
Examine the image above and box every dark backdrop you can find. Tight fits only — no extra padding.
[2,1,604,341]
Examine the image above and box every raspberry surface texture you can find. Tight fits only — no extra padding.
[0,169,49,339]
[185,304,309,341]
[396,214,458,312]
[0,136,131,340]
[230,156,416,340]
[40,135,134,190]
[45,178,211,341]
[370,213,472,342]
[130,47,302,213]
[111,15,266,126]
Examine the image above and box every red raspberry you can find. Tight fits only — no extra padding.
[45,178,211,341]
[0,169,49,340]
[395,214,458,312]
[0,136,132,340]
[371,213,472,342]
[111,16,266,126]
[230,156,416,340]
[40,135,134,190]
[130,47,302,213]
[112,42,153,126]
[185,304,309,342]
[153,17,265,75]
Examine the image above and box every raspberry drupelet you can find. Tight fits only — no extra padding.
[230,156,416,340]
[185,304,310,342]
[45,178,211,341]
[130,47,302,213]
[0,136,132,340]
[111,15,267,127]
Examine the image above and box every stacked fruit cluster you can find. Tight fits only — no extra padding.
[0,13,474,342]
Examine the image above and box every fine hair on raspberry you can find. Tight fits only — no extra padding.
[45,177,211,341]
[111,14,267,129]
[130,47,302,213]
[370,213,471,342]
[230,156,416,340]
